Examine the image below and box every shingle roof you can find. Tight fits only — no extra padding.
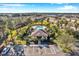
[31,29,48,37]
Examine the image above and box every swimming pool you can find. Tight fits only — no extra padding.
[32,25,46,30]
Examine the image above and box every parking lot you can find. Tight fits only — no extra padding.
[0,44,65,56]
[23,45,65,56]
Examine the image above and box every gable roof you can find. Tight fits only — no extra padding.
[31,29,48,37]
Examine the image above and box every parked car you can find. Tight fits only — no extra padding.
[1,47,10,56]
[14,44,25,56]
[1,42,15,56]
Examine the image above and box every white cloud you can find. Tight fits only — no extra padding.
[54,3,64,4]
[0,8,24,13]
[60,5,77,10]
[0,4,25,7]
[0,7,39,13]
[0,4,79,13]
[56,5,79,13]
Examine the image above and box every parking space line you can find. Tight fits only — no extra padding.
[43,47,47,54]
[23,45,62,56]
[50,46,57,55]
[25,47,28,56]
[32,46,34,55]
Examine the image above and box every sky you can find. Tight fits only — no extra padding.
[0,3,79,13]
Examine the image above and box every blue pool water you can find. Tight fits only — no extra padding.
[32,26,46,30]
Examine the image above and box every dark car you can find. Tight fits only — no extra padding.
[14,45,25,56]
[1,44,16,56]
[1,47,10,56]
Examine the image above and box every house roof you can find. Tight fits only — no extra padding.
[31,29,48,37]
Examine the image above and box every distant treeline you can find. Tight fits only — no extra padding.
[0,13,79,17]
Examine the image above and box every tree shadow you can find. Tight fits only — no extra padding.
[67,50,79,56]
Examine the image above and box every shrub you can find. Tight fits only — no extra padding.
[54,33,75,53]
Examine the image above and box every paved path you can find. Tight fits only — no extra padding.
[24,45,65,56]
